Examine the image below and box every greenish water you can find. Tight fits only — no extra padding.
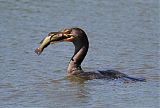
[0,0,159,108]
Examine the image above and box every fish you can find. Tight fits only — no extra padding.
[35,33,72,55]
[35,35,51,55]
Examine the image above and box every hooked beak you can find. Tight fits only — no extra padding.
[35,29,75,55]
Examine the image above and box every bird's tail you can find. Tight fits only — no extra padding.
[124,76,146,82]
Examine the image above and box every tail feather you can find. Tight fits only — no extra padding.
[98,70,146,82]
[125,76,146,82]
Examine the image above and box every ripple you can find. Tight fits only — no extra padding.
[0,83,13,89]
[142,64,155,69]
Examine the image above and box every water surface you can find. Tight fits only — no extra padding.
[0,0,159,108]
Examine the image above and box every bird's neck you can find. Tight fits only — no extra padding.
[67,39,89,75]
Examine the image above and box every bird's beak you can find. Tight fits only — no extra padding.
[35,30,75,55]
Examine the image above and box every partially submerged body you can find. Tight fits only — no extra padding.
[35,28,146,82]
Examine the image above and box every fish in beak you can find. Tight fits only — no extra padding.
[35,29,75,55]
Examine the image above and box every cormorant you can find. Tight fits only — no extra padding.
[35,28,145,81]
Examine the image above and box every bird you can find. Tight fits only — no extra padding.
[35,27,145,81]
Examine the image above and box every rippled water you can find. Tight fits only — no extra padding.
[0,0,159,108]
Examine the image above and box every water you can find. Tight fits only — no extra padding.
[0,0,159,108]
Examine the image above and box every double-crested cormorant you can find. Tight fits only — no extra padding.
[35,28,145,81]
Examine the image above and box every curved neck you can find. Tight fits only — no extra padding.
[67,36,89,75]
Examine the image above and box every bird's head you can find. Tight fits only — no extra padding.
[35,28,88,55]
